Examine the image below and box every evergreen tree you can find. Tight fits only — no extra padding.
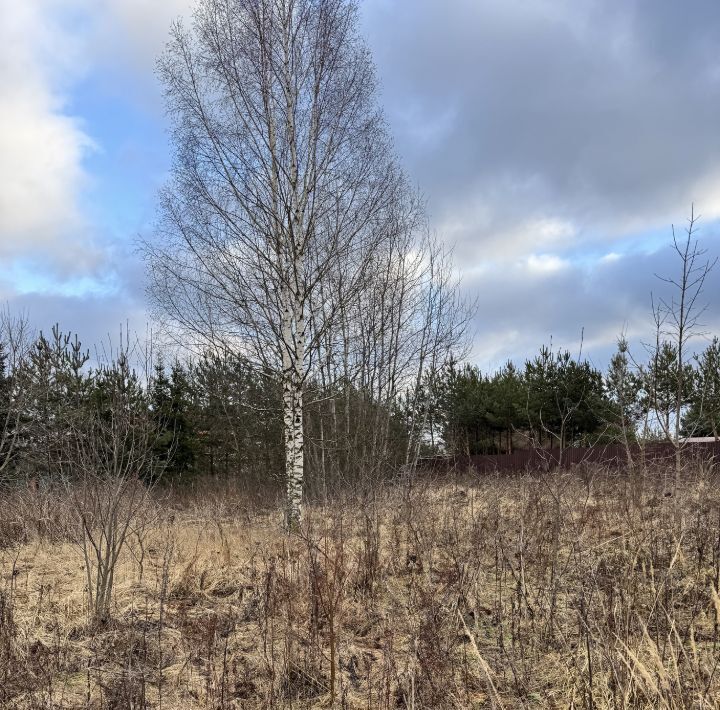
[150,358,173,466]
[524,346,607,449]
[485,362,524,453]
[683,337,720,439]
[436,361,496,455]
[168,360,196,476]
[524,345,559,447]
[192,351,282,481]
[149,358,196,479]
[645,341,695,440]
[605,337,643,449]
[86,352,157,483]
[21,326,90,479]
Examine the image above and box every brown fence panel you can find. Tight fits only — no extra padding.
[417,441,720,476]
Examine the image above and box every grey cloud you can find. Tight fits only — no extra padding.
[464,236,720,371]
[362,0,720,259]
[1,240,151,357]
[359,0,720,367]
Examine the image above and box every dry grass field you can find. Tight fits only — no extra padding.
[2,465,720,708]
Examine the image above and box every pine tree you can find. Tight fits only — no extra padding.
[148,357,196,480]
[21,326,91,480]
[524,346,561,447]
[605,337,643,453]
[167,360,196,477]
[683,338,720,439]
[645,341,695,440]
[524,346,608,449]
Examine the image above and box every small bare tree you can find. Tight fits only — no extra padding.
[63,344,162,625]
[399,238,471,469]
[649,205,716,485]
[305,223,471,484]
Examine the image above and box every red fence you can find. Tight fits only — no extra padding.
[419,441,720,475]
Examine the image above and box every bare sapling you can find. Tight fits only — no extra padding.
[649,205,716,490]
[62,339,164,625]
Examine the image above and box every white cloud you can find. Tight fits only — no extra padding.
[0,0,98,272]
[524,253,570,275]
[439,195,579,265]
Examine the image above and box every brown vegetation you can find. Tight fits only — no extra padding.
[2,465,720,708]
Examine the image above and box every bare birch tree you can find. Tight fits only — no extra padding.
[145,0,410,526]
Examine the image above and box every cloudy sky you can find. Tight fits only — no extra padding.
[2,0,719,371]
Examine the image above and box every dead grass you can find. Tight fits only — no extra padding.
[1,464,720,708]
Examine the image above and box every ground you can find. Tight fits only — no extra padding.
[1,466,720,708]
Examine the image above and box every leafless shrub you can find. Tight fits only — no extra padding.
[61,346,164,627]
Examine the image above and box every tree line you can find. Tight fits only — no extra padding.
[0,317,437,495]
[140,0,718,518]
[1,313,717,493]
[433,336,720,457]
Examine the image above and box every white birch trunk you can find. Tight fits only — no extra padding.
[282,290,305,529]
